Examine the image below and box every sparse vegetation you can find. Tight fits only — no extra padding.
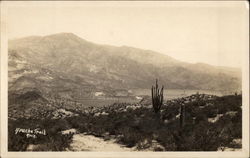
[8,33,242,152]
[8,118,73,151]
[8,93,242,151]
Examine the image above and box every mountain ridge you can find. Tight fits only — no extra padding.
[8,33,241,100]
[9,32,241,70]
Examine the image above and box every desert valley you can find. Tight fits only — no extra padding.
[8,33,242,151]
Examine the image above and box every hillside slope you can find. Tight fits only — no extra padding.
[8,33,241,100]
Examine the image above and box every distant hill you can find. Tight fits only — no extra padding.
[8,33,241,100]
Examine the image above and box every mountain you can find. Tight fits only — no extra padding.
[8,33,241,100]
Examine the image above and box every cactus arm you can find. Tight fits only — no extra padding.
[151,79,164,114]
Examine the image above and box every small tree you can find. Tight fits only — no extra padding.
[151,79,164,114]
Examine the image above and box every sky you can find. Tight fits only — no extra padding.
[3,1,249,68]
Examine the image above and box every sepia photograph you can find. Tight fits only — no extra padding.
[0,1,249,157]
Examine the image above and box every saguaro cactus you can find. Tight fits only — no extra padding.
[151,79,164,114]
[180,104,185,128]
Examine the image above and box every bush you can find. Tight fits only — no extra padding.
[8,94,242,151]
[118,127,143,147]
[8,118,73,151]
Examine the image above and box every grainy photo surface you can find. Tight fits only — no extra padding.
[1,1,249,155]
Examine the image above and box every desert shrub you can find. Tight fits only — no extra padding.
[137,119,157,134]
[66,116,88,132]
[216,114,242,139]
[170,122,231,151]
[9,94,241,151]
[203,106,218,118]
[161,105,179,120]
[231,111,242,139]
[8,118,73,151]
[136,138,153,150]
[117,127,144,147]
[8,129,30,151]
[214,95,242,114]
[189,123,225,151]
[156,129,177,151]
[193,100,206,107]
[184,104,197,117]
[195,113,207,123]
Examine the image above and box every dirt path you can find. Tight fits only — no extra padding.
[67,133,134,151]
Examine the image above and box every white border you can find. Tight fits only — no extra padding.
[1,1,249,158]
